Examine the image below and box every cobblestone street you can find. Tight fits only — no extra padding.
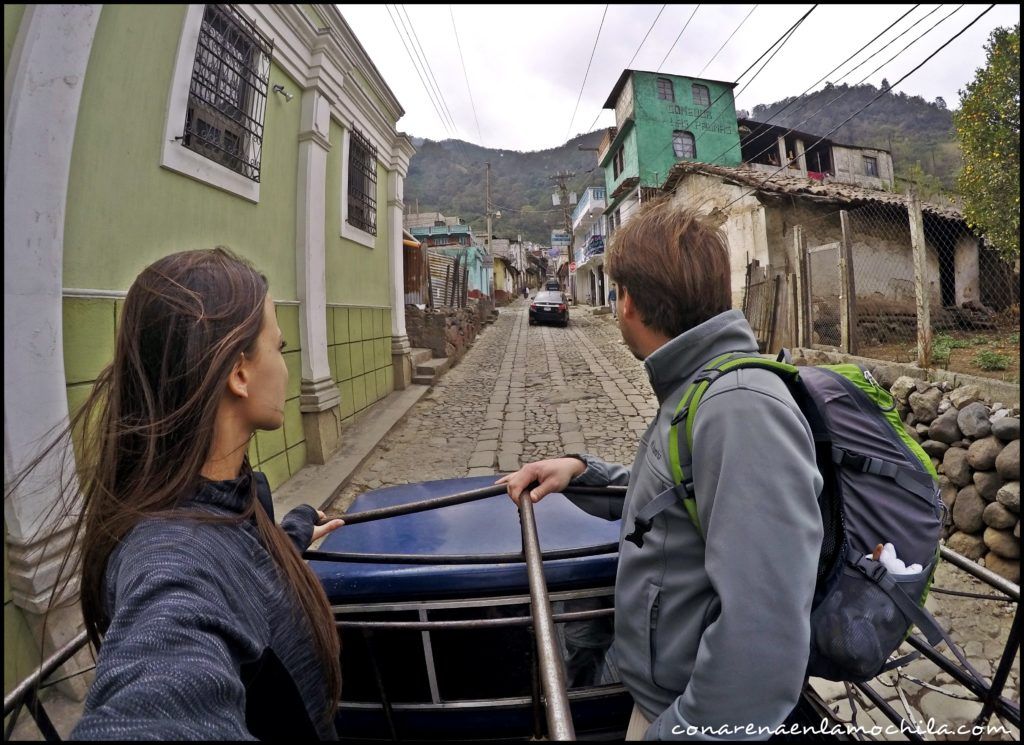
[327,300,655,510]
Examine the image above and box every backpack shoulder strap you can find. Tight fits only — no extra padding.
[668,353,801,538]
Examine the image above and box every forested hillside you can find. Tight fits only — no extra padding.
[405,82,961,244]
[749,81,960,191]
[404,131,606,245]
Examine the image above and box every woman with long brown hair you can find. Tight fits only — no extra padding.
[14,248,344,739]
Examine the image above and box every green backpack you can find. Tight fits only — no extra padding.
[628,351,980,683]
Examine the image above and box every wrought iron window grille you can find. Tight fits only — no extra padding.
[182,4,273,182]
[348,128,378,236]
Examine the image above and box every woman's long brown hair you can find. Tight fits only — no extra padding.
[10,247,341,720]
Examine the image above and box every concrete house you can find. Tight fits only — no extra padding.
[662,161,1001,345]
[597,69,741,237]
[5,3,415,690]
[571,187,608,306]
[406,213,492,300]
[737,117,895,189]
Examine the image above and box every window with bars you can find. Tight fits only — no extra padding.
[673,131,696,159]
[183,5,272,182]
[691,84,710,107]
[656,78,675,102]
[348,128,378,235]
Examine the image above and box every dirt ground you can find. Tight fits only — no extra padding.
[857,327,1019,384]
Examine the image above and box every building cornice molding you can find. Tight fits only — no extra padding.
[245,5,399,162]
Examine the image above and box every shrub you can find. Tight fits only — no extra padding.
[973,350,1011,370]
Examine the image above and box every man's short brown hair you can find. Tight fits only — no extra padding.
[606,199,731,338]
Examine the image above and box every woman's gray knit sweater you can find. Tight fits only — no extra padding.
[70,471,338,740]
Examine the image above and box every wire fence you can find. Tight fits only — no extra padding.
[799,195,1020,383]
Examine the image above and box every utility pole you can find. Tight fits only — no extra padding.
[485,161,496,298]
[485,161,492,256]
[549,171,575,293]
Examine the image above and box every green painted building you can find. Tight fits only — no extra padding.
[4,3,416,698]
[597,69,740,228]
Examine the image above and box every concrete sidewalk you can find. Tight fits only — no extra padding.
[272,383,430,519]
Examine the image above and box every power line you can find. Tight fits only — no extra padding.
[647,5,818,168]
[668,5,966,216]
[397,4,459,135]
[729,4,964,173]
[684,3,937,179]
[697,4,758,78]
[385,5,453,137]
[575,5,813,218]
[565,5,609,142]
[580,4,694,141]
[732,16,801,101]
[763,4,944,134]
[449,5,484,147]
[690,3,927,173]
[725,4,922,158]
[656,4,702,72]
[827,4,943,90]
[717,4,996,212]
[626,4,667,70]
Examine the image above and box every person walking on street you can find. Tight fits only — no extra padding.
[499,201,822,741]
[607,284,617,319]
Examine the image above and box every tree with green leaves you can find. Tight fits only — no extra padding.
[953,24,1020,262]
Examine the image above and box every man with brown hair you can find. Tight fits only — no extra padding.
[500,200,823,740]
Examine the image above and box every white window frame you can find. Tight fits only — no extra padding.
[339,127,377,248]
[160,4,260,203]
[673,130,696,159]
[692,83,710,107]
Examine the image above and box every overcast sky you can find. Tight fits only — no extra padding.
[338,4,1020,153]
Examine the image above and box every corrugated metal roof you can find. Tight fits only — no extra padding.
[663,161,964,222]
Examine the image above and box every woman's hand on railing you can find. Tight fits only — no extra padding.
[312,510,345,542]
[497,458,587,505]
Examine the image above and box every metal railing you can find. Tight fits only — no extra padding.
[307,482,624,739]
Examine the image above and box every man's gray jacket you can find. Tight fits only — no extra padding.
[568,310,823,740]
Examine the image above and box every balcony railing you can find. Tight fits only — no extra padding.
[410,224,473,237]
[573,235,606,268]
[571,188,607,229]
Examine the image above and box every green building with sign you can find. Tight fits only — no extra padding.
[597,69,741,232]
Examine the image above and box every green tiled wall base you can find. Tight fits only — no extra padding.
[63,298,310,491]
[327,305,394,425]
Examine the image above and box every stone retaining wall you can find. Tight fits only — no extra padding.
[890,377,1018,582]
[405,298,494,361]
[794,347,1020,407]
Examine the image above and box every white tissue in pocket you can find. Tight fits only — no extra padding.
[865,542,922,575]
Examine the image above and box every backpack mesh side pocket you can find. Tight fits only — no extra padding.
[808,558,936,682]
